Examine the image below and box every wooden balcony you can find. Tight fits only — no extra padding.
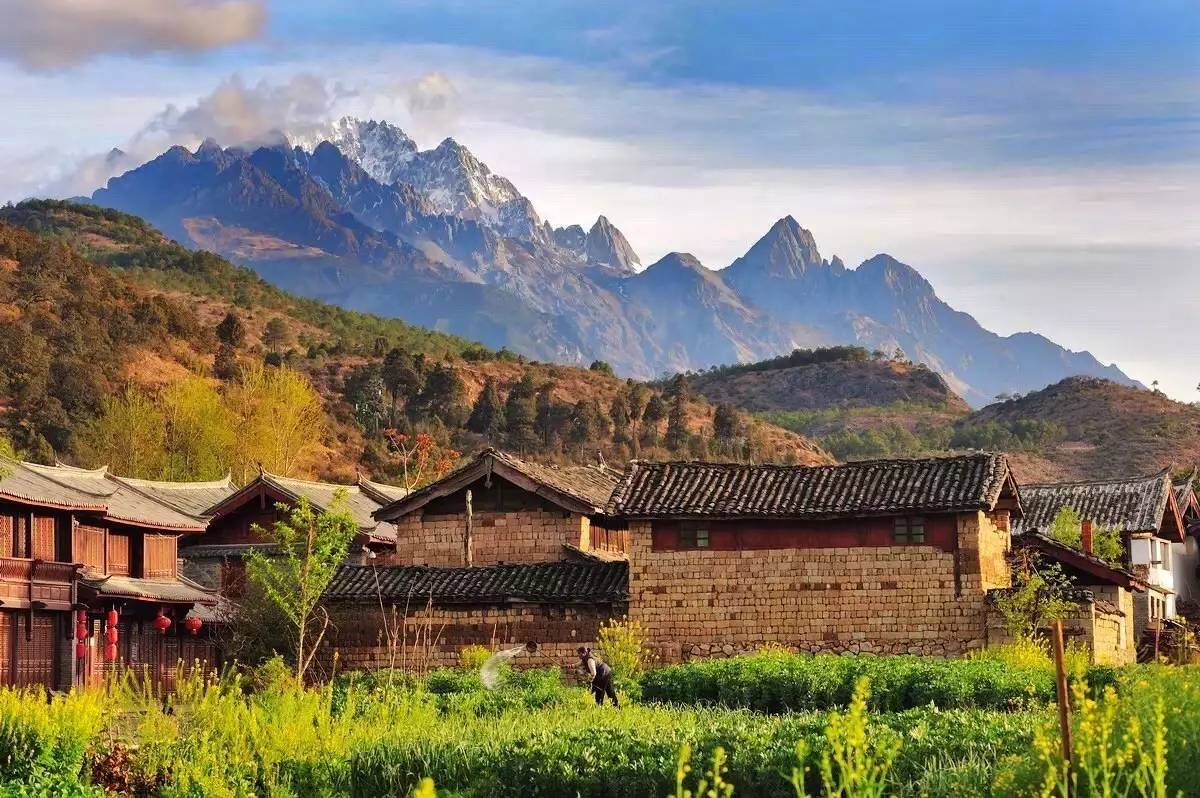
[0,557,78,611]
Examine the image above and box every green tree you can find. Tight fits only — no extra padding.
[712,403,740,441]
[504,374,538,450]
[244,496,358,685]
[1046,506,1125,566]
[467,378,506,438]
[78,386,167,478]
[414,364,467,427]
[161,375,236,480]
[216,311,247,347]
[534,382,563,448]
[263,317,290,353]
[665,394,689,451]
[382,349,425,424]
[343,364,387,434]
[996,548,1078,640]
[588,360,615,377]
[609,393,633,446]
[568,398,608,451]
[642,393,667,447]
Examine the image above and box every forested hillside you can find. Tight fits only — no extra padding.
[682,346,1198,481]
[0,201,829,483]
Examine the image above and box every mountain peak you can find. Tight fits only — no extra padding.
[293,116,417,186]
[584,215,640,272]
[725,215,823,279]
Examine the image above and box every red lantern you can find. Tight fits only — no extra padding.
[183,617,202,636]
[106,609,118,627]
[104,643,118,661]
[105,626,118,645]
[153,610,172,636]
[75,622,88,641]
[75,642,87,659]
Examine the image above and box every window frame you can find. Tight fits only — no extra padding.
[679,524,711,550]
[893,516,926,545]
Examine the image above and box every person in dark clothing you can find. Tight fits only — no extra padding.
[578,646,619,707]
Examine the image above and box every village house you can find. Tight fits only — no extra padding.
[988,532,1145,664]
[1013,471,1189,639]
[0,459,220,690]
[178,469,406,593]
[604,453,1020,660]
[319,449,627,670]
[330,449,1028,667]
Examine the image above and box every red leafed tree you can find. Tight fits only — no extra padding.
[383,429,460,490]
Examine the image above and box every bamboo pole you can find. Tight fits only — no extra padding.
[1052,619,1073,776]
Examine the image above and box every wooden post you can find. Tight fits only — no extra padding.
[1052,619,1073,775]
[464,489,473,568]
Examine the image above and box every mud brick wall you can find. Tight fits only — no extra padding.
[392,509,590,566]
[324,601,624,672]
[985,584,1136,665]
[628,511,1010,662]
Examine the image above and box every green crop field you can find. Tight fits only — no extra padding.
[1,649,1196,797]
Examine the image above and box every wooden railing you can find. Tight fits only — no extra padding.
[0,557,77,584]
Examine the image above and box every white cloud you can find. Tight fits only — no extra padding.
[0,0,266,70]
[400,71,461,144]
[32,73,349,198]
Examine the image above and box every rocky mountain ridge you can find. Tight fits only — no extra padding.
[83,117,1137,406]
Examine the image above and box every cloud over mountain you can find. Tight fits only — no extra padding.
[0,0,266,69]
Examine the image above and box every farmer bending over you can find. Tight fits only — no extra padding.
[578,646,619,707]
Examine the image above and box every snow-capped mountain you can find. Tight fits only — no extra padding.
[295,117,544,243]
[87,126,1139,405]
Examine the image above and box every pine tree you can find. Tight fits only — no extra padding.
[535,383,561,448]
[263,317,290,353]
[713,403,740,441]
[641,393,667,447]
[467,378,506,438]
[609,393,632,445]
[665,394,688,451]
[415,364,467,427]
[382,349,426,425]
[216,311,246,348]
[504,373,539,451]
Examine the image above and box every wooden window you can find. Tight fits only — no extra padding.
[679,524,710,549]
[107,534,131,576]
[12,516,28,559]
[143,535,177,579]
[73,525,105,570]
[30,516,56,560]
[0,515,12,558]
[893,517,926,544]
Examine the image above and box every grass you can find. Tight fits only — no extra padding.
[0,655,1196,797]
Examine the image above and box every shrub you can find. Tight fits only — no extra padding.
[639,651,1095,713]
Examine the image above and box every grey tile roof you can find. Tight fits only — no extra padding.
[79,572,218,605]
[325,559,628,605]
[1174,474,1199,527]
[112,474,238,517]
[207,472,407,544]
[5,461,207,531]
[375,448,623,520]
[1013,471,1174,536]
[606,452,1016,519]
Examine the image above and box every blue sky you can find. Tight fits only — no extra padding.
[2,0,1198,398]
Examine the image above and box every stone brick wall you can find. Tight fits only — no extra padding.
[393,509,591,566]
[322,601,623,673]
[985,585,1136,665]
[628,511,1006,662]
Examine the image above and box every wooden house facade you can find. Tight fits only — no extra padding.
[0,460,221,691]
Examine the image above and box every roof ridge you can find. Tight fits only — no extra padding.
[630,452,999,470]
[265,471,363,492]
[113,474,234,490]
[1023,471,1170,490]
[17,460,117,498]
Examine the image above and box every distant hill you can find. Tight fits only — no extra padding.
[0,200,830,478]
[77,119,1139,404]
[967,377,1200,482]
[687,349,1196,482]
[689,347,970,413]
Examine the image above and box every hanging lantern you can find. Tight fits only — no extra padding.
[106,608,118,627]
[104,643,118,661]
[183,617,202,636]
[105,625,118,645]
[75,642,87,659]
[153,609,172,636]
[75,620,88,641]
